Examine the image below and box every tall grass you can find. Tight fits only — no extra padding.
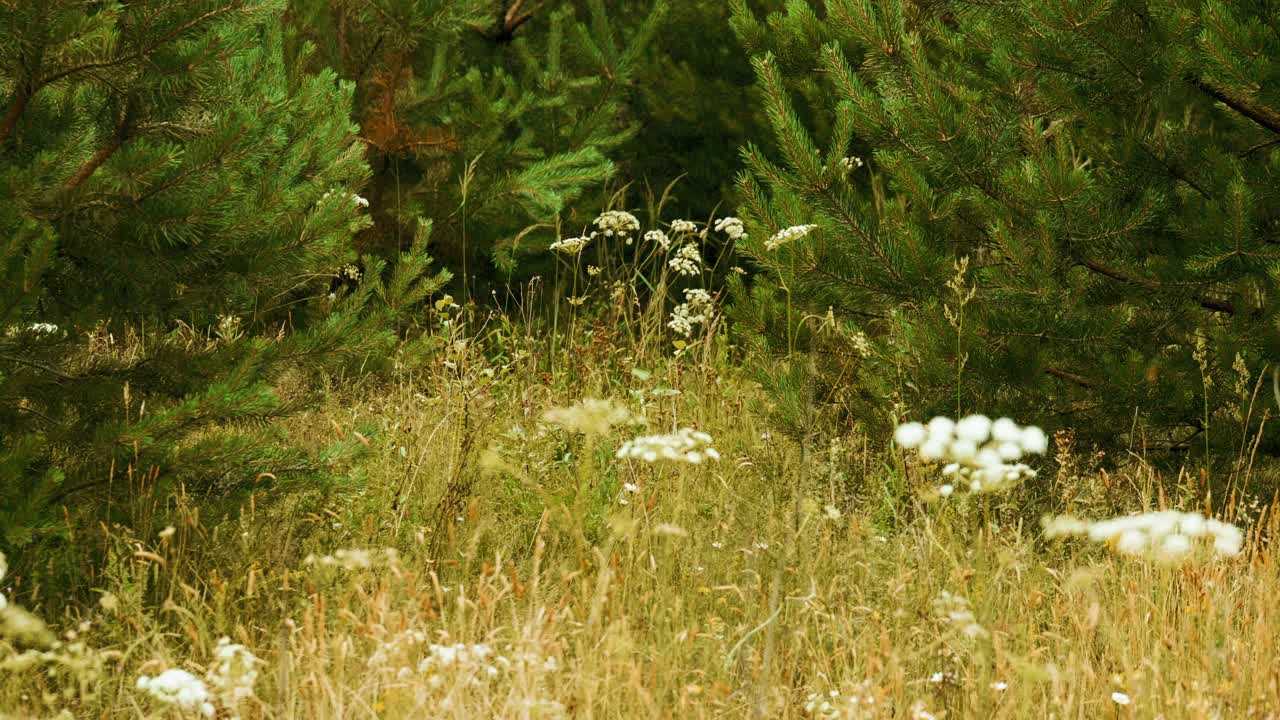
[3,250,1279,719]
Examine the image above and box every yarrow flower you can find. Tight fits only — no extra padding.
[136,669,215,718]
[1042,510,1245,561]
[894,415,1047,494]
[765,223,818,251]
[840,156,863,172]
[550,235,592,255]
[594,210,640,240]
[616,428,719,464]
[714,216,747,241]
[668,288,714,337]
[669,243,703,276]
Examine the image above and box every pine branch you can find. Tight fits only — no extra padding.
[1191,77,1280,136]
[62,98,135,193]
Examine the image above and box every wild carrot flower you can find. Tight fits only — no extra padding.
[616,428,719,464]
[550,235,592,255]
[669,243,703,276]
[136,669,215,717]
[1042,510,1245,561]
[209,638,260,706]
[765,223,818,251]
[714,216,747,240]
[594,210,640,239]
[668,289,715,337]
[894,415,1046,494]
[645,229,672,250]
[671,219,697,234]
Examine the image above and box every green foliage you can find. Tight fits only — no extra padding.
[728,0,1280,454]
[286,0,668,292]
[0,1,447,580]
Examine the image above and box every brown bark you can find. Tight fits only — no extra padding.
[1192,77,1280,136]
[0,84,31,145]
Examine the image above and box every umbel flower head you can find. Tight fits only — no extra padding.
[1042,511,1245,562]
[594,210,640,239]
[669,243,703,276]
[765,223,818,251]
[616,428,720,464]
[714,216,747,240]
[550,235,592,255]
[894,415,1048,495]
[668,288,714,337]
[137,669,215,718]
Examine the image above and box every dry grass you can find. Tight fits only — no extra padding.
[3,314,1280,720]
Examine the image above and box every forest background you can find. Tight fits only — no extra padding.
[3,1,1280,717]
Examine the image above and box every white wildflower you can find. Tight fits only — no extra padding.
[1112,691,1131,705]
[714,216,747,240]
[550,234,593,254]
[895,415,1047,496]
[137,669,215,718]
[670,219,698,234]
[594,210,640,239]
[933,590,988,640]
[1041,510,1246,562]
[894,422,927,448]
[668,288,715,337]
[616,428,719,465]
[542,398,638,435]
[765,223,817,251]
[645,229,672,250]
[209,637,260,706]
[668,243,703,276]
[840,156,864,171]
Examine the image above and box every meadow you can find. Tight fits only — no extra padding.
[2,246,1277,719]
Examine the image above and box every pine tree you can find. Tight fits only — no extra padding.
[727,0,1280,454]
[0,0,446,574]
[286,0,668,296]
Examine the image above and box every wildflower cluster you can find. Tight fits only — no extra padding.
[840,156,863,172]
[670,219,698,235]
[894,415,1048,495]
[550,235,592,255]
[137,669,215,717]
[1042,511,1245,562]
[668,288,715,337]
[802,681,882,718]
[932,591,988,640]
[541,398,639,435]
[319,188,370,208]
[714,216,747,240]
[210,638,260,711]
[645,229,672,250]
[669,243,703,276]
[594,210,640,241]
[765,223,818,251]
[304,547,400,571]
[616,427,719,464]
